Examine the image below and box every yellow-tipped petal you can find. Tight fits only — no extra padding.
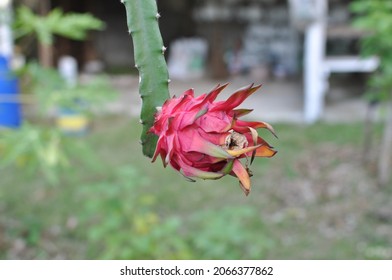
[226,144,262,157]
[239,182,250,196]
[255,146,277,157]
[180,161,224,180]
[232,160,251,195]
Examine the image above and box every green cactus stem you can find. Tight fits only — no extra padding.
[122,0,170,158]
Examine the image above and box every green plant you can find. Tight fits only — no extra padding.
[21,62,116,115]
[351,1,392,102]
[1,2,112,184]
[351,0,392,186]
[77,166,192,259]
[14,6,104,45]
[0,123,99,184]
[0,63,116,183]
[122,0,170,157]
[122,1,277,195]
[74,165,276,259]
[188,207,275,259]
[13,5,104,67]
[3,120,387,259]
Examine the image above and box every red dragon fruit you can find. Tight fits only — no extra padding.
[150,84,277,195]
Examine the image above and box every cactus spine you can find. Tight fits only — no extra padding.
[122,0,170,158]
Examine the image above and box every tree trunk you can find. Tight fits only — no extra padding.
[38,43,53,68]
[38,0,52,67]
[210,21,228,80]
[378,100,392,187]
[362,101,377,166]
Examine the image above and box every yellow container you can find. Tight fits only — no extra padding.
[57,112,88,134]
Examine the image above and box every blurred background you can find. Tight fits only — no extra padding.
[0,0,391,259]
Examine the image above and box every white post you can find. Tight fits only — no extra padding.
[58,56,78,87]
[0,0,13,59]
[304,0,327,123]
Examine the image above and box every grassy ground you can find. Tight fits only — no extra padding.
[1,116,391,259]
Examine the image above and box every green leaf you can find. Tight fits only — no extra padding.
[14,6,105,45]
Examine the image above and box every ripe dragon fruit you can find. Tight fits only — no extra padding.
[150,84,277,195]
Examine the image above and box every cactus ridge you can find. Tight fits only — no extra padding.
[123,0,170,157]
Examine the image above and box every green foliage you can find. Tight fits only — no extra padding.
[77,166,192,259]
[14,6,104,45]
[0,63,117,183]
[189,207,274,259]
[123,0,170,157]
[351,0,392,102]
[0,124,68,183]
[76,166,275,259]
[21,62,116,115]
[0,123,99,184]
[2,5,109,184]
[2,120,390,259]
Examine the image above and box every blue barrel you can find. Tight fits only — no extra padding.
[0,56,21,128]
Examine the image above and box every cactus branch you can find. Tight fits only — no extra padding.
[122,0,170,157]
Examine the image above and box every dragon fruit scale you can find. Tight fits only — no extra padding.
[150,84,277,195]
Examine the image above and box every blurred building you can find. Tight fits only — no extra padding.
[47,0,358,79]
[49,0,196,73]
